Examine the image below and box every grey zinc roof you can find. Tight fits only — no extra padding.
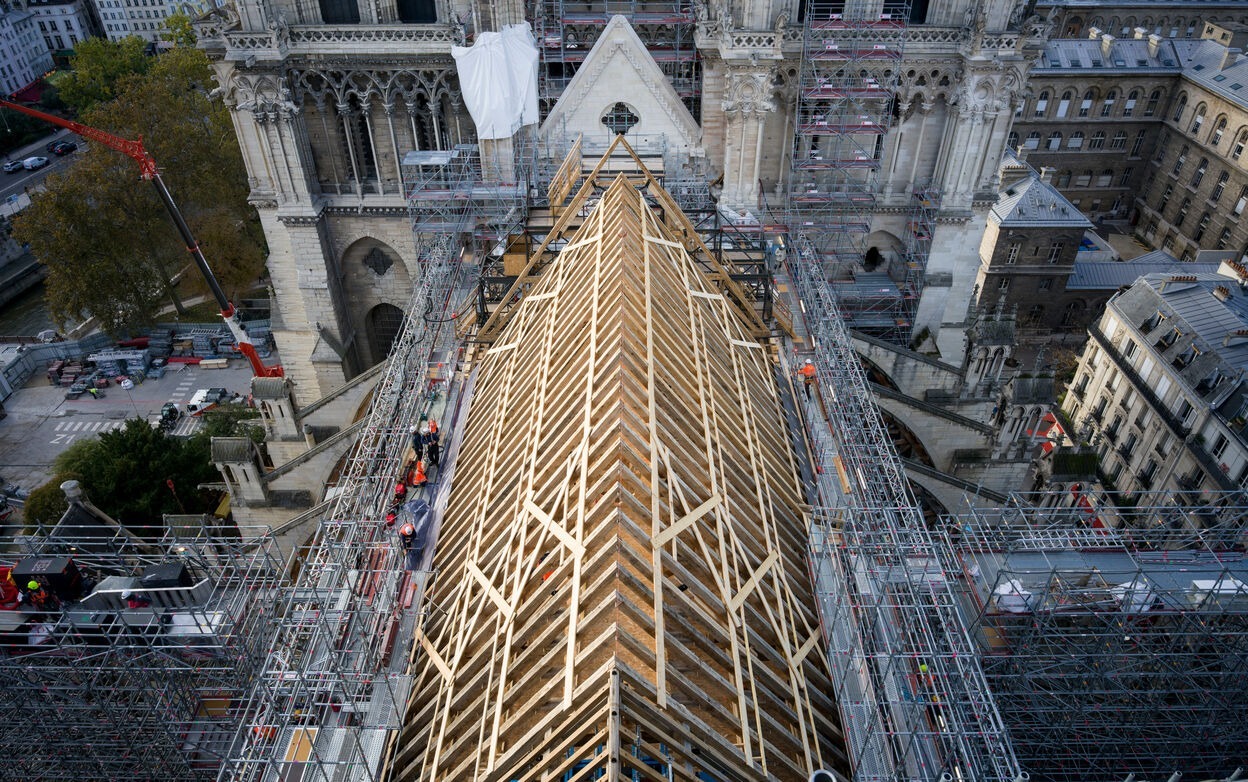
[251,377,289,400]
[211,437,255,463]
[1116,270,1248,379]
[1036,37,1183,72]
[1183,40,1248,109]
[1067,256,1219,290]
[991,175,1093,229]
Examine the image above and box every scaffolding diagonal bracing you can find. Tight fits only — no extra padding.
[788,0,918,344]
[218,146,495,782]
[0,519,285,782]
[788,234,1019,782]
[944,490,1248,782]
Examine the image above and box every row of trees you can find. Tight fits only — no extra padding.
[13,29,266,335]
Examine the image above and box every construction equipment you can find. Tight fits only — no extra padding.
[0,99,283,378]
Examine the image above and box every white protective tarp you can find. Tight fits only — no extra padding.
[992,578,1034,613]
[452,23,539,140]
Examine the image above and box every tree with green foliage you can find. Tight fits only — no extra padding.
[202,404,266,444]
[161,13,198,48]
[57,37,152,113]
[39,418,221,532]
[13,47,266,335]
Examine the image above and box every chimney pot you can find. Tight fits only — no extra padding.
[61,479,83,502]
[1148,34,1162,58]
[1134,27,1148,40]
[1101,34,1115,57]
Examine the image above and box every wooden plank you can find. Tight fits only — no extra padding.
[729,550,780,614]
[653,493,721,548]
[524,497,584,558]
[466,560,514,621]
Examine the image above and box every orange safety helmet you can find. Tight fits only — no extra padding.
[399,523,415,536]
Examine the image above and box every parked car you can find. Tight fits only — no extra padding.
[51,141,77,156]
[3,160,22,174]
[45,140,61,153]
[22,156,48,170]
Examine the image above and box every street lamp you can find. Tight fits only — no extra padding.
[120,377,142,418]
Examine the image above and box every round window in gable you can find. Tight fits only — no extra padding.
[601,102,640,136]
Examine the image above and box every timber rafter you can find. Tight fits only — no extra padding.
[390,162,844,781]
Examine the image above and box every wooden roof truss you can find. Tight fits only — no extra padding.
[389,163,845,780]
[477,134,768,344]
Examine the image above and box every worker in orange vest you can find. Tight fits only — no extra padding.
[411,460,428,488]
[398,522,417,551]
[798,359,817,400]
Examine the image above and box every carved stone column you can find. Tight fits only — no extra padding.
[720,64,775,212]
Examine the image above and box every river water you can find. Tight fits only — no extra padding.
[0,281,56,336]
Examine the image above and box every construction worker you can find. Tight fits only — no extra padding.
[411,459,428,488]
[384,510,398,528]
[426,437,441,469]
[409,424,423,461]
[26,580,59,611]
[398,522,417,551]
[87,387,99,399]
[799,359,817,400]
[393,480,408,504]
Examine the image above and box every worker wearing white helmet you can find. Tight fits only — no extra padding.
[799,359,817,400]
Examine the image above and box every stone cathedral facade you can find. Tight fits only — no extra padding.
[196,0,1050,402]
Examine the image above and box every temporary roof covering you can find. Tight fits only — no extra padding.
[452,22,538,139]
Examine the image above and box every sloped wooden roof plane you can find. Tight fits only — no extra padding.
[389,171,844,781]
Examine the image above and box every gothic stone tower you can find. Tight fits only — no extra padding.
[197,0,1045,401]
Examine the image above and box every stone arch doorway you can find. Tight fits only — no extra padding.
[366,303,405,364]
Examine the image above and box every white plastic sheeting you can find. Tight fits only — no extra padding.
[452,23,539,140]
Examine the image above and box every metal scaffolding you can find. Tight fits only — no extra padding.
[788,233,1020,781]
[944,490,1248,782]
[218,148,482,782]
[788,0,913,343]
[0,518,284,781]
[529,0,700,120]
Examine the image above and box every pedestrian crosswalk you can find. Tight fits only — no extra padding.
[53,420,125,433]
[168,415,201,437]
[170,375,196,402]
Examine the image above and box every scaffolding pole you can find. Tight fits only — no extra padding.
[529,0,700,121]
[788,234,1019,782]
[0,521,285,781]
[944,490,1248,781]
[788,0,914,343]
[218,147,489,782]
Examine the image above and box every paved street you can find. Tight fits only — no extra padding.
[0,357,260,495]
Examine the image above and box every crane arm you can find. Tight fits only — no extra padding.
[0,99,283,377]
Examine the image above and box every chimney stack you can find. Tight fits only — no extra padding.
[1088,27,1101,40]
[1101,34,1115,57]
[1134,27,1148,40]
[1039,167,1056,184]
[1148,34,1162,58]
[1222,47,1241,70]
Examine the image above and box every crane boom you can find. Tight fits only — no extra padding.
[0,99,283,378]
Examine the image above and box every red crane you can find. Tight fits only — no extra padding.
[0,99,283,377]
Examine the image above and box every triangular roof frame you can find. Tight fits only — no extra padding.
[540,15,700,147]
[479,134,767,341]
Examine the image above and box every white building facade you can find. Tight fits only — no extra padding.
[0,7,52,96]
[1064,262,1248,499]
[24,0,98,53]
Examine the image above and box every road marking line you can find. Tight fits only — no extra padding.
[55,422,67,431]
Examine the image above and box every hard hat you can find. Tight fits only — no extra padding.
[121,590,132,599]
[409,424,418,433]
[420,424,430,435]
[27,580,39,590]
[805,359,813,365]
[400,523,415,536]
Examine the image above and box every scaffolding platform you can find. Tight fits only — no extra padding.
[944,490,1248,781]
[0,519,285,781]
